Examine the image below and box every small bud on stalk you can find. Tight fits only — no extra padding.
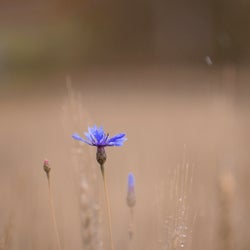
[43,159,51,177]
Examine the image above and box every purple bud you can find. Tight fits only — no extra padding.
[128,173,135,188]
[127,172,136,207]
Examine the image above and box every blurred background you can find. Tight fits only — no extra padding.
[0,0,250,97]
[0,1,250,250]
[0,0,250,71]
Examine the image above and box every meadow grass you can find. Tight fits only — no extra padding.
[2,70,249,250]
[63,79,102,250]
[43,160,62,250]
[0,214,14,250]
[217,170,236,250]
[62,84,197,250]
[155,156,195,250]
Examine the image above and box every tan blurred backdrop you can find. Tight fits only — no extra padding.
[0,1,250,250]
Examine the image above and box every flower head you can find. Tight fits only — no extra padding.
[127,172,136,207]
[72,125,127,147]
[72,125,127,166]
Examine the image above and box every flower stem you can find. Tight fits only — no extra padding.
[46,173,62,250]
[100,164,114,250]
[128,207,135,250]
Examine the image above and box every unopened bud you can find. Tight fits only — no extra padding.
[127,172,136,207]
[43,159,51,175]
[96,147,107,165]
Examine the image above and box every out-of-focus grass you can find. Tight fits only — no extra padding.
[0,66,250,249]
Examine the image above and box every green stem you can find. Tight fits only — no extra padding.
[100,164,114,250]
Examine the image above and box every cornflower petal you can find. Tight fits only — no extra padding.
[99,133,109,145]
[107,140,125,146]
[84,132,93,142]
[107,133,127,146]
[90,125,104,142]
[107,133,126,142]
[72,133,92,145]
[72,125,127,147]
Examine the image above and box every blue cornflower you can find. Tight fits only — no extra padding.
[72,125,127,147]
[72,125,127,166]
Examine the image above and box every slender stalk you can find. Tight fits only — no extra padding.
[128,207,134,250]
[46,173,62,250]
[100,164,114,250]
[129,207,134,238]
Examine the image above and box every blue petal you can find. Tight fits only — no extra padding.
[96,127,105,142]
[84,132,94,142]
[72,133,83,141]
[107,133,127,146]
[107,138,126,146]
[128,173,135,188]
[108,133,126,143]
[89,125,105,143]
[98,131,109,143]
[88,127,99,143]
[72,133,92,145]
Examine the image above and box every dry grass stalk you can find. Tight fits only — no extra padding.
[79,179,102,250]
[156,156,195,250]
[217,170,236,250]
[0,215,14,250]
[62,78,102,250]
[43,160,62,250]
[127,207,135,250]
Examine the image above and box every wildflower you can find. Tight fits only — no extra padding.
[127,172,136,207]
[43,159,50,175]
[72,125,126,147]
[72,125,127,165]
